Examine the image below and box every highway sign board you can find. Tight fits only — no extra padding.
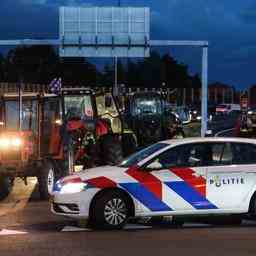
[59,7,150,58]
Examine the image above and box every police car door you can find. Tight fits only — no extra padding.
[143,143,214,212]
[206,142,254,210]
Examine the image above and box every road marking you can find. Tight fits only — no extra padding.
[61,226,92,232]
[183,223,212,228]
[61,224,152,232]
[0,229,27,236]
[124,224,152,230]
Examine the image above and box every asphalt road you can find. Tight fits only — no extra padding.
[1,179,256,256]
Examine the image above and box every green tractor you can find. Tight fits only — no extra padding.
[123,91,185,148]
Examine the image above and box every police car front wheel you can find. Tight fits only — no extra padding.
[91,191,130,229]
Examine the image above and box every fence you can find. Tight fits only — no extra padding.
[0,83,239,106]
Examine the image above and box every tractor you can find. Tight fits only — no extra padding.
[0,87,136,200]
[123,91,185,148]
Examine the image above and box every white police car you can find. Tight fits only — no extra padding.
[51,137,256,229]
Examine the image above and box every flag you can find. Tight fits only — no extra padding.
[49,77,62,95]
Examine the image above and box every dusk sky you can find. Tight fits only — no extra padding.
[1,0,256,89]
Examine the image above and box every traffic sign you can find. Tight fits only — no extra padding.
[59,7,150,58]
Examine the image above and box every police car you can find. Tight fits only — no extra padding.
[51,137,256,229]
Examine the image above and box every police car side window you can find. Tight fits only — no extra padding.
[232,143,256,165]
[145,147,180,170]
[183,144,205,167]
[146,144,206,169]
[219,143,233,166]
[180,143,230,167]
[144,143,233,170]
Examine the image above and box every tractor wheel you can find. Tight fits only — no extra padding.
[101,134,123,166]
[38,161,56,200]
[0,177,12,201]
[122,133,137,157]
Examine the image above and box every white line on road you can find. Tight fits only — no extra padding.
[0,229,27,236]
[61,224,153,232]
[61,226,92,232]
[124,224,152,230]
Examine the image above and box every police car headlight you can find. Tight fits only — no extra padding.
[54,177,87,194]
[60,183,87,194]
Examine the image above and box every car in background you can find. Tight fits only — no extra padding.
[216,104,240,115]
[189,106,214,123]
[52,137,256,229]
[172,106,191,124]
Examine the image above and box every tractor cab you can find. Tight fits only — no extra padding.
[61,88,122,134]
[0,91,61,200]
[0,93,40,172]
[124,92,184,147]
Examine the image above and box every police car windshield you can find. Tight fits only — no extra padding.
[119,143,169,168]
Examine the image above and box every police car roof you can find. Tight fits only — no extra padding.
[161,137,256,147]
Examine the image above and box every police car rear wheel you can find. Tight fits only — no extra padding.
[92,191,129,229]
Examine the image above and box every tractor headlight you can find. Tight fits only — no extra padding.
[11,138,22,147]
[0,137,22,150]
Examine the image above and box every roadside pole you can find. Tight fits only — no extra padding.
[201,46,208,137]
[18,79,23,132]
[113,56,118,97]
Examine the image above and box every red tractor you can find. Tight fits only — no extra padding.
[0,87,136,200]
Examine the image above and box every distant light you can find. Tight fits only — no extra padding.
[55,119,62,125]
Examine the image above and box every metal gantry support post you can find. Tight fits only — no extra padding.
[201,46,208,137]
[150,40,209,137]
